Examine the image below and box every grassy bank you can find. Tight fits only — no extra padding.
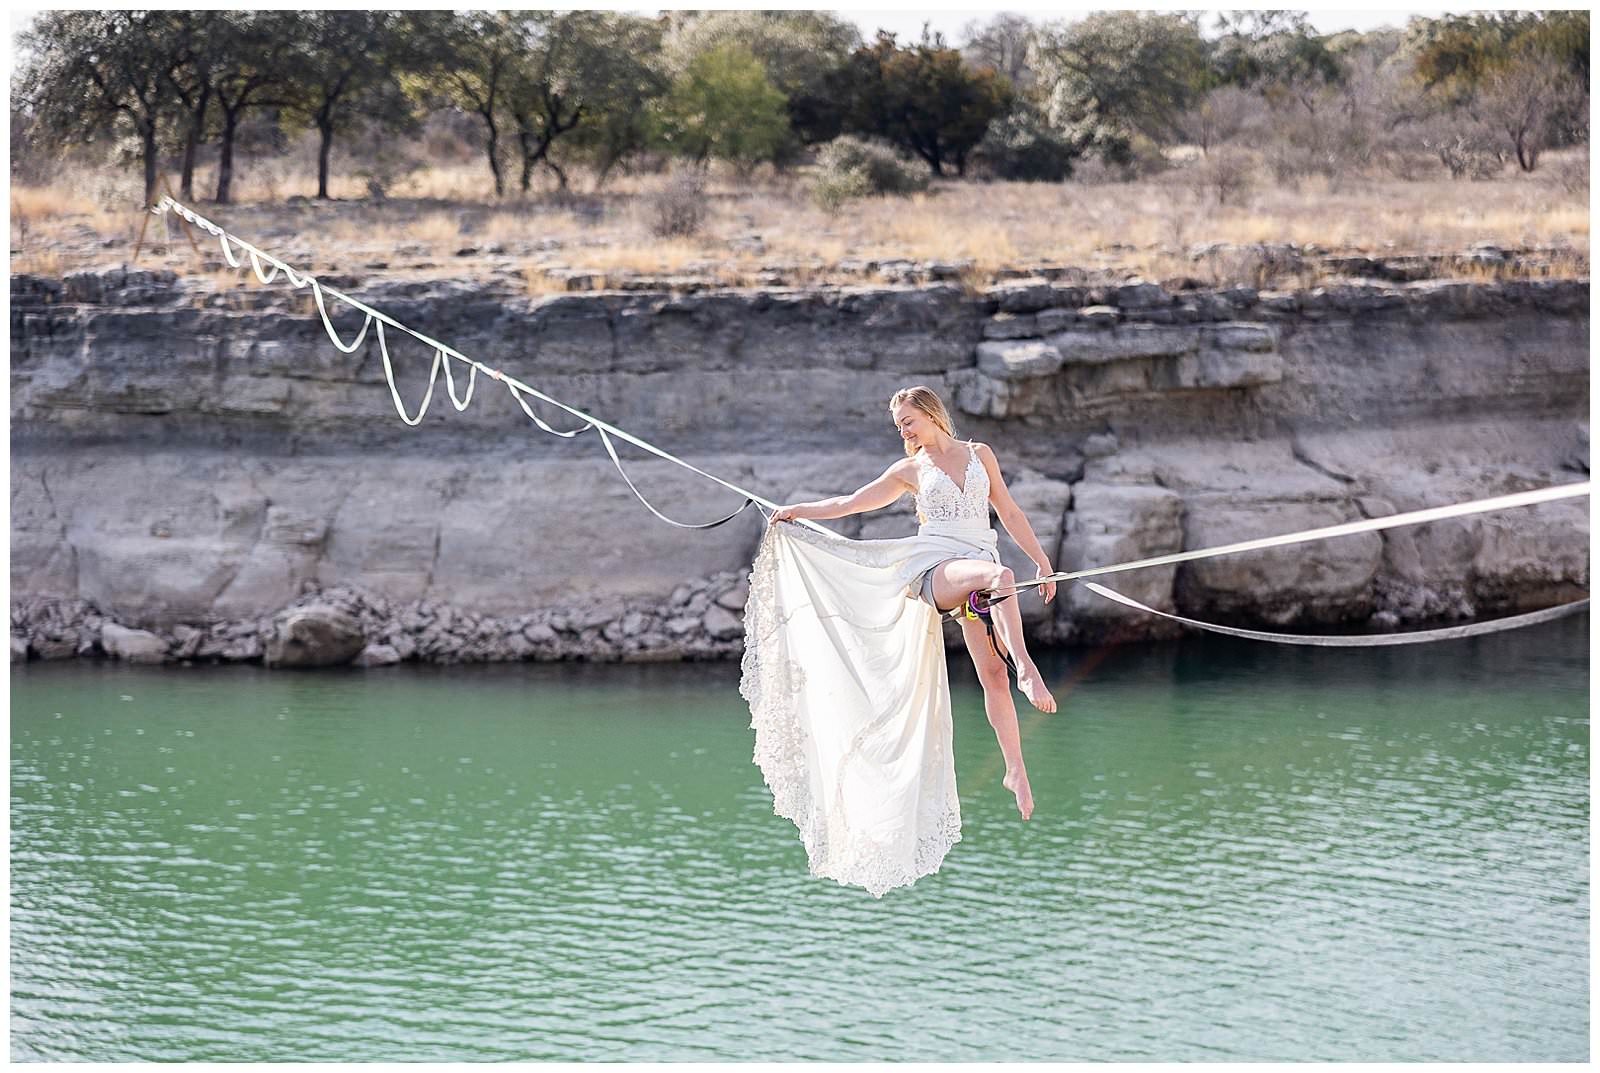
[11,153,1589,291]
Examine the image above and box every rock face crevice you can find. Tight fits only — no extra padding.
[10,267,1589,666]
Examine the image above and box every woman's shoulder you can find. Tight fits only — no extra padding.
[890,453,923,481]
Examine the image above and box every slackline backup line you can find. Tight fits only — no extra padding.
[147,195,1590,647]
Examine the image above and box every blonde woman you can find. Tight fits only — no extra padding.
[740,385,1059,898]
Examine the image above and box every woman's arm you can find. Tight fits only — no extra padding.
[973,443,1057,599]
[776,460,917,521]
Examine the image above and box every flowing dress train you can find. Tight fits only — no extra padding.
[739,442,999,897]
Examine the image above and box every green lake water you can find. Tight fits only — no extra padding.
[10,616,1589,1061]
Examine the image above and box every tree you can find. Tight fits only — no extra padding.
[15,10,189,206]
[1032,12,1209,154]
[409,11,523,198]
[559,15,669,188]
[1403,12,1589,172]
[502,11,621,193]
[1175,85,1257,156]
[1405,13,1531,103]
[841,30,1014,176]
[279,12,416,200]
[661,11,859,146]
[960,13,1038,89]
[1477,53,1582,172]
[1209,12,1344,116]
[654,43,790,174]
[969,98,1078,181]
[164,12,224,201]
[207,12,300,203]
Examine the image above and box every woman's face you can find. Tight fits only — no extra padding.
[891,403,938,449]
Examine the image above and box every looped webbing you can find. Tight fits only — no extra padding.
[594,427,755,530]
[440,353,477,410]
[310,279,372,353]
[148,193,818,534]
[376,321,441,426]
[248,248,280,285]
[504,381,595,438]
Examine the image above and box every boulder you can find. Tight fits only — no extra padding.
[264,604,364,668]
[1176,497,1382,625]
[522,622,558,644]
[986,279,1057,313]
[982,314,1041,340]
[1058,483,1185,642]
[355,643,402,668]
[11,635,29,663]
[976,339,1063,381]
[101,622,170,664]
[715,578,750,610]
[33,635,78,660]
[702,604,743,640]
[1051,324,1199,365]
[1114,280,1171,309]
[1175,347,1283,389]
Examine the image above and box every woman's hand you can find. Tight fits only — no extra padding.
[768,504,801,525]
[1035,567,1056,605]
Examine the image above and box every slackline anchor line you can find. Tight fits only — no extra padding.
[145,193,833,535]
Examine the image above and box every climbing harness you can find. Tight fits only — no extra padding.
[961,589,1019,678]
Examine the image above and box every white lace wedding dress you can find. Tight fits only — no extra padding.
[740,442,1002,897]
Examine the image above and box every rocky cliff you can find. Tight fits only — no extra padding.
[10,266,1589,666]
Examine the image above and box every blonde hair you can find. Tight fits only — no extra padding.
[887,385,956,459]
[889,386,959,526]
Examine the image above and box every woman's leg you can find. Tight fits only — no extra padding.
[984,579,1057,714]
[931,559,1056,714]
[957,613,1034,820]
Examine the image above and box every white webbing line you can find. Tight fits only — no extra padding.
[1083,582,1588,645]
[1023,481,1592,590]
[152,195,832,534]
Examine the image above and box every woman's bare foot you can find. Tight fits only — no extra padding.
[1015,664,1056,713]
[1003,767,1034,821]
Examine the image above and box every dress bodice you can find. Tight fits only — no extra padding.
[913,441,990,523]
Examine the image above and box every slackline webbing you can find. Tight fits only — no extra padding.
[149,194,826,534]
[1004,482,1591,592]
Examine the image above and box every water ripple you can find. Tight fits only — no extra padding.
[10,621,1590,1061]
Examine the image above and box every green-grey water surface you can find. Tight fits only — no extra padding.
[11,617,1589,1061]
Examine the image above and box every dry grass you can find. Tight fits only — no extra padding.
[12,246,66,277]
[12,186,100,222]
[10,149,1589,289]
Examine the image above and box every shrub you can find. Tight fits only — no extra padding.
[1186,148,1253,204]
[970,104,1078,181]
[1547,146,1589,194]
[810,165,874,211]
[808,135,927,208]
[646,169,709,237]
